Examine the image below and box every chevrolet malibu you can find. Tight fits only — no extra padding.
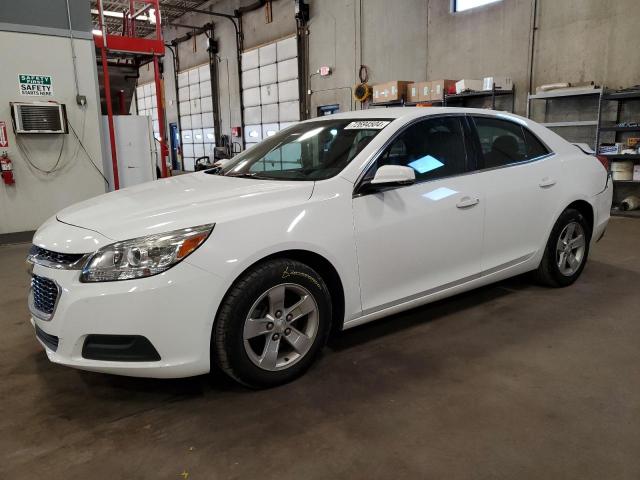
[28,108,612,388]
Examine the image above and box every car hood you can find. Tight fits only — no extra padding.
[56,172,314,240]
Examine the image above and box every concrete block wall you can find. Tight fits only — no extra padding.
[144,0,640,149]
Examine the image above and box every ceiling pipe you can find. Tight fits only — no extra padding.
[169,22,207,30]
[158,4,238,21]
[159,4,246,151]
[169,21,212,42]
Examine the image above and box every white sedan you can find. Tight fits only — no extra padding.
[28,108,612,388]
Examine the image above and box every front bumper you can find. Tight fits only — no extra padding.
[30,259,226,379]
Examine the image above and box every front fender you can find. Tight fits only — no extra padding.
[185,177,362,324]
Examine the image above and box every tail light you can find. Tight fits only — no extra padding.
[596,155,609,172]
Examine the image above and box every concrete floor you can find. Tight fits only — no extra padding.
[1,218,639,479]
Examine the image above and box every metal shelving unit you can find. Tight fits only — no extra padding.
[441,85,515,112]
[541,120,599,128]
[603,154,640,160]
[527,88,603,100]
[370,99,407,108]
[526,87,603,148]
[599,125,640,132]
[596,87,640,216]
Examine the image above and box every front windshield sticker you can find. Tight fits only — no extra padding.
[344,120,390,130]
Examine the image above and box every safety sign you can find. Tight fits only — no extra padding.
[19,74,53,97]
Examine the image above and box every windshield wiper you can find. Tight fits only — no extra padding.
[226,172,269,179]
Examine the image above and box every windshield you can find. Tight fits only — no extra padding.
[213,119,391,181]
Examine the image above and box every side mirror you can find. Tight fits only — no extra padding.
[370,165,415,186]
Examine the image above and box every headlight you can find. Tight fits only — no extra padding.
[80,224,214,282]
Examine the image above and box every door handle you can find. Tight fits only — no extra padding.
[539,177,556,188]
[456,196,480,209]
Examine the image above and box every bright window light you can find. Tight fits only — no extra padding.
[296,127,324,142]
[454,0,501,12]
[408,155,444,174]
[422,187,458,201]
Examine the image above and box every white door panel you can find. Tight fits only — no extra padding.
[478,157,562,270]
[241,49,259,71]
[259,63,277,84]
[198,65,211,81]
[188,68,199,85]
[276,36,297,61]
[469,115,562,272]
[201,112,214,128]
[259,43,277,66]
[242,68,260,89]
[353,176,484,313]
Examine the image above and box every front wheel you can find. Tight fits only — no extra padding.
[212,259,332,388]
[535,208,591,287]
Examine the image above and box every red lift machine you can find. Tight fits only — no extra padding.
[94,0,168,190]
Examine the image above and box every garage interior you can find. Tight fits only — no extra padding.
[1,0,640,478]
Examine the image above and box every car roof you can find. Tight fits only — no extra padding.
[302,107,572,154]
[304,106,530,123]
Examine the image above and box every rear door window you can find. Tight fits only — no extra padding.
[523,128,550,159]
[472,116,550,169]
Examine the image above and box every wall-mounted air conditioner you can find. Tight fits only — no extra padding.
[10,102,68,134]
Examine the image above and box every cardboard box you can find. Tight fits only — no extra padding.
[455,79,483,94]
[483,76,513,91]
[611,161,633,181]
[627,137,640,148]
[372,81,412,103]
[407,81,431,102]
[430,79,456,101]
[407,82,420,103]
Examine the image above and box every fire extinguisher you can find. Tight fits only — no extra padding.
[1,152,15,185]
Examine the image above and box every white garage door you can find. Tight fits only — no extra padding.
[135,82,161,142]
[177,64,216,171]
[241,35,300,149]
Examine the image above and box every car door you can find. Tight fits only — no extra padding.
[352,116,484,314]
[469,115,562,272]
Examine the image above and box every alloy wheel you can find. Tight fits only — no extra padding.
[556,221,586,276]
[243,283,319,372]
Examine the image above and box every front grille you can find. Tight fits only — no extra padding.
[28,245,85,268]
[31,275,59,316]
[35,324,59,351]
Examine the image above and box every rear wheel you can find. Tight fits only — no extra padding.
[535,208,590,287]
[213,259,332,388]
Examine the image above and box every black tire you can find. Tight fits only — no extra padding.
[212,258,332,388]
[535,208,591,287]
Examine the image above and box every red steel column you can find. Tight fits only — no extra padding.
[96,0,120,190]
[153,55,168,178]
[100,48,119,190]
